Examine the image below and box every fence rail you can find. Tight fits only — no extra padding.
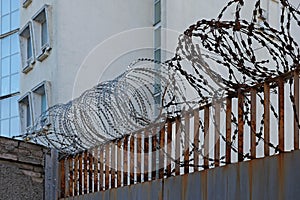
[59,69,300,198]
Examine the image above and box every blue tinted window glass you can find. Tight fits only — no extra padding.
[1,14,10,34]
[11,10,19,30]
[1,0,10,16]
[1,98,9,118]
[1,76,10,95]
[11,0,19,12]
[1,57,10,77]
[1,36,10,58]
[10,53,19,74]
[10,117,19,136]
[10,96,18,117]
[10,73,19,93]
[10,33,19,54]
[1,119,10,136]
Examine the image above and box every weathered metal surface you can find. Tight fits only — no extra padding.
[117,140,122,187]
[167,119,173,177]
[204,106,210,168]
[123,137,128,186]
[63,150,300,200]
[89,152,93,193]
[226,97,232,164]
[278,79,285,152]
[184,112,190,174]
[214,102,220,167]
[264,82,270,156]
[238,91,244,162]
[250,89,256,158]
[294,69,299,150]
[159,125,165,179]
[193,109,199,172]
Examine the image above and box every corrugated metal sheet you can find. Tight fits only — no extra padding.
[63,150,300,200]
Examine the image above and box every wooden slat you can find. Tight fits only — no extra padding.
[238,91,244,162]
[194,109,200,171]
[69,157,74,197]
[278,79,285,152]
[159,125,165,178]
[130,135,135,185]
[83,151,88,194]
[184,112,190,174]
[60,159,66,198]
[136,135,142,183]
[167,119,173,176]
[99,147,104,191]
[74,155,79,196]
[204,106,210,168]
[105,144,110,190]
[251,89,257,159]
[264,82,270,156]
[144,134,149,182]
[214,102,221,167]
[152,132,157,180]
[226,97,232,164]
[111,143,116,188]
[123,137,128,186]
[117,140,122,187]
[79,154,83,195]
[175,116,181,175]
[94,148,98,192]
[294,68,299,150]
[88,152,93,193]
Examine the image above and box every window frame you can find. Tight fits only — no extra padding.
[31,81,51,121]
[18,92,33,134]
[23,0,32,8]
[32,4,52,62]
[19,22,35,73]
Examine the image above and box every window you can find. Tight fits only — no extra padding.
[22,0,32,8]
[19,22,35,73]
[31,81,51,130]
[154,0,161,25]
[0,96,20,137]
[1,0,20,34]
[32,5,52,61]
[18,93,33,133]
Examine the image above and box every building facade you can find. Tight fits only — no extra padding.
[0,0,20,137]
[18,0,297,136]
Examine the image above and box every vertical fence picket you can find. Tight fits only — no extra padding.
[89,152,93,193]
[264,82,270,156]
[137,135,142,183]
[238,91,244,162]
[144,133,149,182]
[226,97,232,164]
[94,148,98,192]
[251,89,257,159]
[111,143,116,188]
[105,144,110,190]
[167,119,173,176]
[79,153,83,195]
[175,116,181,175]
[130,135,135,184]
[214,102,221,167]
[123,137,128,186]
[74,155,78,195]
[294,68,299,150]
[152,131,157,180]
[204,106,210,168]
[159,125,165,178]
[99,147,104,191]
[83,151,88,194]
[278,79,285,152]
[184,112,190,174]
[117,140,122,187]
[194,108,200,171]
[60,159,66,198]
[69,157,74,197]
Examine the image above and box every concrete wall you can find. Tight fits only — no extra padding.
[63,150,300,200]
[0,136,49,200]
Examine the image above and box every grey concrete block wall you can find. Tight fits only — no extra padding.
[0,136,49,200]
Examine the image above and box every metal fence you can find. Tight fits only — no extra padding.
[59,69,300,198]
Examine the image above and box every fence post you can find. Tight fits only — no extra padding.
[69,157,74,197]
[60,159,65,198]
[123,137,128,186]
[144,133,149,182]
[214,101,221,167]
[167,119,173,176]
[264,82,270,156]
[83,151,88,194]
[294,68,299,150]
[226,97,232,164]
[105,144,110,190]
[159,125,165,178]
[117,140,122,187]
[175,116,181,175]
[251,89,257,159]
[79,153,83,194]
[238,90,244,162]
[94,148,98,192]
[278,79,285,152]
[130,135,135,184]
[184,112,190,174]
[204,106,210,168]
[74,155,79,196]
[88,152,93,193]
[111,143,116,188]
